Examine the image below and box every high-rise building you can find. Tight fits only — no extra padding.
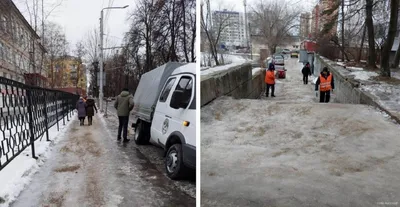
[300,12,312,40]
[310,0,339,39]
[212,10,246,47]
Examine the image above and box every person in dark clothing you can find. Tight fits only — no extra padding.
[302,62,312,84]
[85,97,97,125]
[76,97,87,126]
[114,88,134,142]
[315,67,335,103]
[265,63,276,97]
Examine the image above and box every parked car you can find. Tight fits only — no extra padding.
[281,49,291,54]
[131,62,196,180]
[275,65,286,79]
[290,50,299,58]
[272,54,285,65]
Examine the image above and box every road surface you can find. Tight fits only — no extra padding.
[201,58,400,207]
[11,113,195,207]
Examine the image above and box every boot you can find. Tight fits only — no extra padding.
[123,138,130,142]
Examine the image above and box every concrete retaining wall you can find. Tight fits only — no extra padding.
[201,63,264,106]
[314,55,400,124]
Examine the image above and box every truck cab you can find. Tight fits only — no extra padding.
[133,63,196,180]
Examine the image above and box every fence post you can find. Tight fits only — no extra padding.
[67,97,70,121]
[26,89,38,159]
[55,94,60,131]
[43,91,50,141]
[62,98,66,126]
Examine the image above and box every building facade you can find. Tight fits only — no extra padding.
[300,12,312,40]
[310,0,339,40]
[52,56,87,91]
[212,10,246,47]
[0,0,46,86]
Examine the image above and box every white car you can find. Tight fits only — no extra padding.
[273,54,285,65]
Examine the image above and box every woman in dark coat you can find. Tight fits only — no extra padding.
[85,97,97,125]
[76,97,87,126]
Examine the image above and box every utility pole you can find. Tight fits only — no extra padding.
[99,5,128,112]
[244,0,249,49]
[99,10,104,112]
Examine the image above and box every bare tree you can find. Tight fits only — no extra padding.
[42,21,68,88]
[380,0,398,77]
[201,1,236,66]
[249,0,301,55]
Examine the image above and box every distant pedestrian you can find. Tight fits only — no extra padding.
[76,97,87,126]
[85,97,97,126]
[265,63,276,97]
[315,67,335,103]
[114,88,134,142]
[302,62,312,84]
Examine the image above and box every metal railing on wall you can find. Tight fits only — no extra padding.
[0,77,79,171]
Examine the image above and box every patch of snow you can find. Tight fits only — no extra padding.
[252,67,263,76]
[201,62,246,76]
[349,71,378,80]
[201,52,249,68]
[392,71,400,80]
[0,114,76,207]
[336,62,345,66]
[347,66,364,71]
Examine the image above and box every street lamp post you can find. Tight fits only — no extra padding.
[99,5,128,112]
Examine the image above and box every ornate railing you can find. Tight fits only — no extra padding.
[0,77,79,171]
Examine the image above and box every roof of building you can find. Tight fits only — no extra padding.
[3,0,41,40]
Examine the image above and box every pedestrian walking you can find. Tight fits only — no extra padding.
[76,97,87,126]
[85,97,97,126]
[114,88,134,142]
[302,62,312,84]
[315,67,335,103]
[265,63,276,97]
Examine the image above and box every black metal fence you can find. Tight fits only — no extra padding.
[0,77,79,171]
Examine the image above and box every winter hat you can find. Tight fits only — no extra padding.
[322,67,329,72]
[268,63,275,70]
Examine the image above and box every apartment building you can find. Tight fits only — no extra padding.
[212,9,246,47]
[52,56,86,90]
[310,0,339,40]
[300,12,312,40]
[0,0,46,86]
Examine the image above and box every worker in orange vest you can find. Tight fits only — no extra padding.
[315,67,335,103]
[265,63,276,97]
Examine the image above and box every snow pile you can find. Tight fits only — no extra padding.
[349,71,378,81]
[392,71,400,80]
[0,115,76,207]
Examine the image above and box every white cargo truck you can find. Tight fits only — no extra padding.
[131,62,196,180]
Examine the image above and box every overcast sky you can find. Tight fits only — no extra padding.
[210,0,318,13]
[13,0,133,53]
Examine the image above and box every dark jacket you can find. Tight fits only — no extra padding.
[315,71,335,91]
[76,99,87,118]
[85,99,97,116]
[302,65,312,76]
[114,91,134,117]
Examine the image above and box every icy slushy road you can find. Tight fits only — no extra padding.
[10,113,195,207]
[201,59,400,207]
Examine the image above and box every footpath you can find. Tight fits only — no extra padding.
[1,112,195,207]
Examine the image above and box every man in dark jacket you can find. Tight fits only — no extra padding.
[315,67,335,103]
[302,62,312,84]
[85,97,97,125]
[114,88,134,142]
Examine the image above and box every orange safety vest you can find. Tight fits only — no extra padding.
[265,70,275,84]
[319,74,332,92]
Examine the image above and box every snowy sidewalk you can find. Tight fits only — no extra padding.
[5,113,194,207]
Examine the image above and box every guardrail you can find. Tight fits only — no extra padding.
[0,77,79,171]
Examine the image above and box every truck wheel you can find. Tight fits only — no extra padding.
[134,121,150,145]
[165,144,189,180]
